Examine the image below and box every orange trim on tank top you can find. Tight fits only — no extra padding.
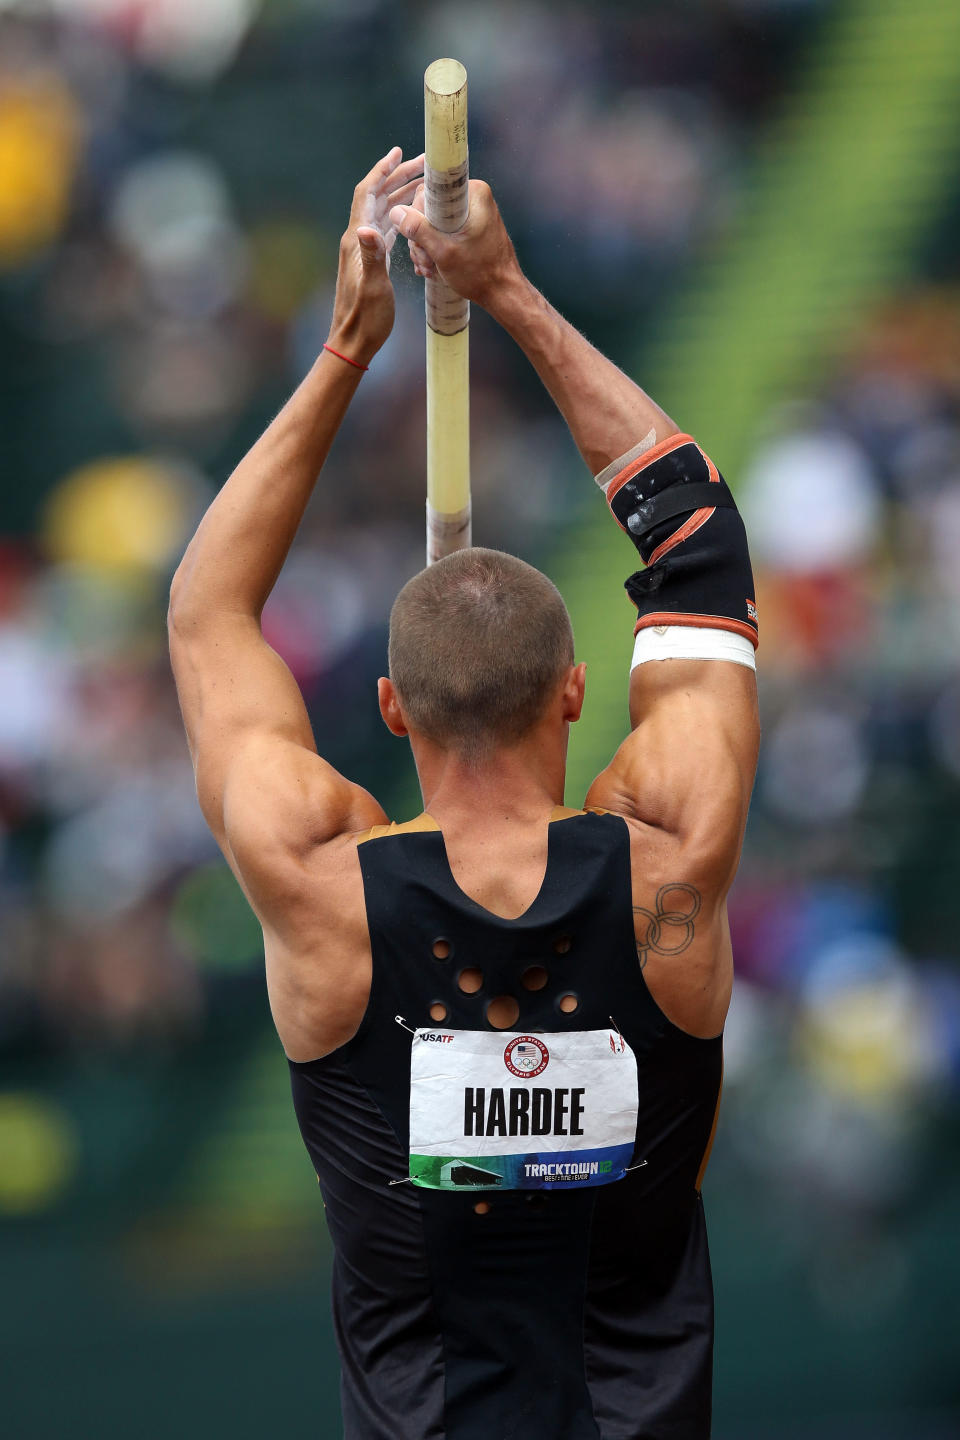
[358,809,600,844]
[356,814,441,845]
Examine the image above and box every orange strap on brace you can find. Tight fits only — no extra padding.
[606,434,758,649]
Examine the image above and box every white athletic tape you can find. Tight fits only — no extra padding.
[426,500,471,565]
[631,624,756,672]
[424,159,470,336]
[594,430,657,499]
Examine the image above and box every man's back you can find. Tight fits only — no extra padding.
[290,809,720,1439]
[167,152,759,1440]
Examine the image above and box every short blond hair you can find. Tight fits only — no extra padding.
[388,548,574,752]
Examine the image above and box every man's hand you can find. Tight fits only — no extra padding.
[393,174,677,476]
[389,179,523,311]
[328,146,425,366]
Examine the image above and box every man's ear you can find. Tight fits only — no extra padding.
[561,663,587,724]
[378,677,409,737]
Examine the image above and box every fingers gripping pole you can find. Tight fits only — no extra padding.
[424,58,470,565]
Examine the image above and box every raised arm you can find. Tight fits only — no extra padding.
[391,181,679,472]
[392,184,760,1034]
[169,148,423,918]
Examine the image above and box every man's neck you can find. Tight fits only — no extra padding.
[414,732,567,826]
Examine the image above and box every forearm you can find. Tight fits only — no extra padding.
[392,180,676,473]
[170,351,361,626]
[487,273,678,475]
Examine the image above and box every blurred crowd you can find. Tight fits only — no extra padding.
[722,290,960,1299]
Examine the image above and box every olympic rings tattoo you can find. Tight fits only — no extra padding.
[633,883,701,969]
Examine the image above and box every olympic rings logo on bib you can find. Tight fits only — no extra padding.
[504,1035,549,1078]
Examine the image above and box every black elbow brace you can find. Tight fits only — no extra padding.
[607,433,758,647]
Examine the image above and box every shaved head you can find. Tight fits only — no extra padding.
[388,548,575,753]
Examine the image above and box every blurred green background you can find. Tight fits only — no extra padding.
[2,0,960,1435]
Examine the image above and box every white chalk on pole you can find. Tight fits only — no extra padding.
[424,58,470,565]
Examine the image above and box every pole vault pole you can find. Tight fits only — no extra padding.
[423,58,470,565]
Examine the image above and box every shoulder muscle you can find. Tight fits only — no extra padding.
[218,737,386,926]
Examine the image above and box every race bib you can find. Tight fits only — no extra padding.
[408,1028,638,1191]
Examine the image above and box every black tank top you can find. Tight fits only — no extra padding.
[289,809,722,1440]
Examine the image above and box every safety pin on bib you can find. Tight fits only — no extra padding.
[608,1017,646,1172]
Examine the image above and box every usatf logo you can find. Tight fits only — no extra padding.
[418,1032,454,1044]
[504,1035,549,1079]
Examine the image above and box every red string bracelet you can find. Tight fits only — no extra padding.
[323,343,368,372]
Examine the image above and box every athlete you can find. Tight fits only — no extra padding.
[169,147,760,1439]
